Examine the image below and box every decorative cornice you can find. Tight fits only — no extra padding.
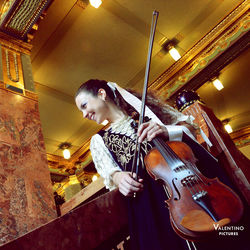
[149,1,249,101]
[24,89,38,100]
[0,32,32,54]
[46,138,92,174]
[46,123,110,174]
[230,126,250,148]
[0,80,38,101]
[0,0,52,40]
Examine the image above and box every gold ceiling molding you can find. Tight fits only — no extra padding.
[46,138,92,174]
[76,0,89,9]
[149,0,249,100]
[0,0,52,40]
[230,126,250,148]
[0,81,38,100]
[23,89,38,101]
[0,32,32,54]
[47,153,74,171]
[0,81,38,101]
[71,138,91,162]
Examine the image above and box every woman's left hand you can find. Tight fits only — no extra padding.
[137,121,168,143]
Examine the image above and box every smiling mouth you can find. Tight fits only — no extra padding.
[90,113,95,121]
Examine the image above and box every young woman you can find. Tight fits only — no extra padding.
[75,79,247,250]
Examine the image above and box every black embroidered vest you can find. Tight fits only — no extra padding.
[98,128,153,174]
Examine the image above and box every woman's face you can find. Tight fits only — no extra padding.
[75,90,109,124]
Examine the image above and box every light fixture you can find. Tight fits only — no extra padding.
[101,119,109,126]
[168,45,181,61]
[161,39,181,61]
[92,175,98,182]
[224,124,233,133]
[63,149,70,159]
[212,78,224,91]
[59,142,72,159]
[89,0,102,8]
[222,119,233,134]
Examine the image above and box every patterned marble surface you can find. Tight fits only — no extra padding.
[0,89,56,246]
[0,189,128,250]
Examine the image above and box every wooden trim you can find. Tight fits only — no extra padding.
[60,177,105,215]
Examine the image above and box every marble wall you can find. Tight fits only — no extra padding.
[0,88,56,246]
[0,189,128,250]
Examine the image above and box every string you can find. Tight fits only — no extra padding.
[153,137,209,197]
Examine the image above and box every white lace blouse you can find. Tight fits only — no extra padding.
[90,114,197,191]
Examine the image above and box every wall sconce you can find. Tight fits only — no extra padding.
[211,77,224,91]
[59,142,72,159]
[89,0,102,8]
[222,119,233,133]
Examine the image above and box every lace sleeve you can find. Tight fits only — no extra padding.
[90,134,122,190]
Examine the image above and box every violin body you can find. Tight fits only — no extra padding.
[144,140,244,241]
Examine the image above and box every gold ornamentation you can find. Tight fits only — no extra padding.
[76,0,89,9]
[24,89,38,101]
[1,46,24,90]
[149,1,249,98]
[5,49,19,82]
[230,126,250,148]
[0,0,15,24]
[102,130,151,169]
[1,0,50,39]
[0,33,32,54]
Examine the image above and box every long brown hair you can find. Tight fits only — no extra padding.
[76,79,179,125]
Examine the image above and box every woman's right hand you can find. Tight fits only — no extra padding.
[112,171,144,197]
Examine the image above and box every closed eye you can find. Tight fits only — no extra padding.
[81,102,87,110]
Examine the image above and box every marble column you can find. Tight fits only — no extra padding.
[0,34,56,246]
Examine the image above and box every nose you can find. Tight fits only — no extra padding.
[82,110,88,118]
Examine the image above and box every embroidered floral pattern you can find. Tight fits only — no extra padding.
[102,130,151,170]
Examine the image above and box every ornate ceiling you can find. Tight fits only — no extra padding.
[0,0,249,188]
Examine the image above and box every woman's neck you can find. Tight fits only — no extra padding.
[107,103,126,123]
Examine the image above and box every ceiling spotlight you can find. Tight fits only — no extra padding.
[222,119,233,133]
[101,119,109,126]
[224,124,233,134]
[161,39,181,61]
[168,45,181,61]
[92,175,98,182]
[212,78,224,91]
[89,0,102,8]
[63,149,70,159]
[59,142,72,159]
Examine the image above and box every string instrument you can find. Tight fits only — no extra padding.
[132,11,244,241]
[144,138,244,240]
